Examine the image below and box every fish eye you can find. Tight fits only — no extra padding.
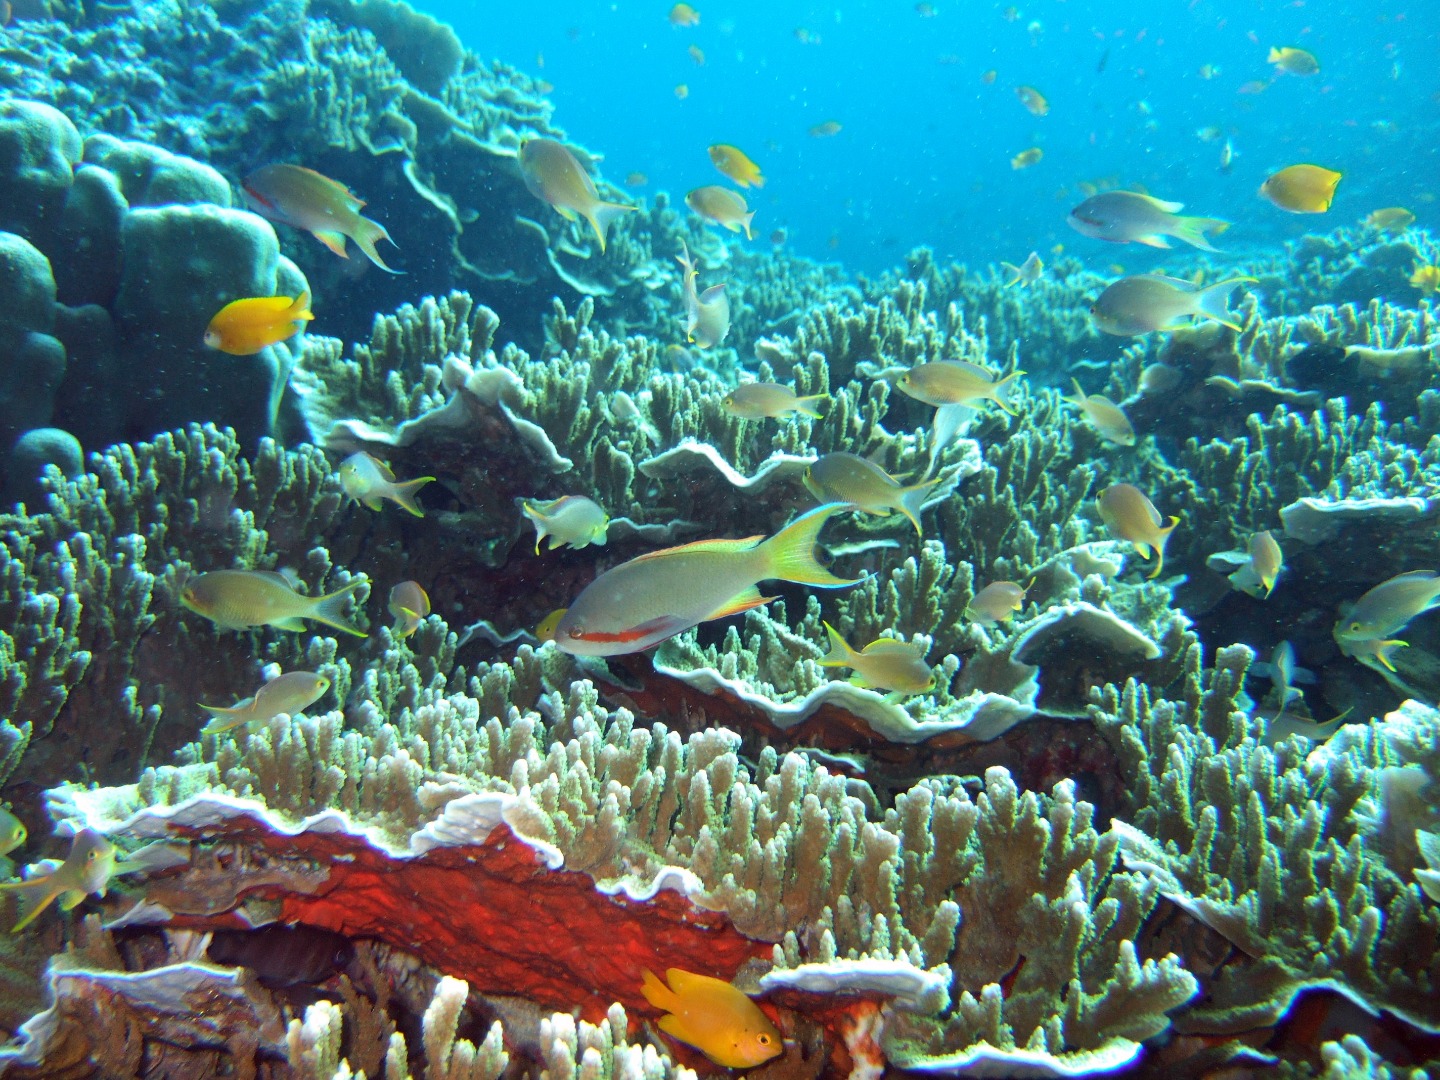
[1350,622,1362,632]
[758,1034,773,1045]
[567,625,584,638]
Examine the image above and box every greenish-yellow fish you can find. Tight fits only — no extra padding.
[553,503,861,656]
[686,185,756,238]
[722,382,826,420]
[1096,484,1179,579]
[1090,274,1254,336]
[803,453,942,536]
[0,828,115,933]
[243,164,401,272]
[388,580,431,638]
[0,808,26,859]
[1334,570,1440,644]
[967,580,1030,626]
[519,138,634,253]
[895,360,1024,413]
[521,496,610,554]
[677,240,730,349]
[199,670,331,736]
[181,570,367,636]
[1067,190,1230,252]
[1064,379,1135,446]
[1001,251,1043,287]
[339,452,436,517]
[819,622,934,695]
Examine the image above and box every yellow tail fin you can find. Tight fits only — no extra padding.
[758,504,865,588]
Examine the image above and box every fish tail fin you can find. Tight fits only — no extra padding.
[1173,215,1230,252]
[896,476,943,536]
[1147,515,1181,579]
[1373,640,1409,672]
[288,291,315,322]
[391,476,436,517]
[352,216,403,274]
[0,876,61,933]
[1194,278,1255,331]
[1000,262,1021,287]
[794,394,827,418]
[640,968,680,1012]
[584,201,635,254]
[818,621,858,668]
[309,579,368,637]
[742,210,755,240]
[992,370,1025,415]
[758,503,863,588]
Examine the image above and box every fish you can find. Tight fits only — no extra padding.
[687,44,705,65]
[1335,571,1440,644]
[1015,85,1049,116]
[1219,139,1237,174]
[521,495,610,554]
[388,581,430,638]
[803,453,941,536]
[1010,147,1043,170]
[674,83,689,99]
[1096,484,1178,579]
[819,622,934,695]
[1268,46,1319,76]
[640,968,781,1068]
[915,2,937,15]
[686,186,756,238]
[1001,252,1043,287]
[1063,380,1135,445]
[1089,275,1254,336]
[243,165,400,272]
[0,808,26,859]
[707,144,764,188]
[966,580,1030,626]
[676,240,730,349]
[1335,632,1408,673]
[1249,531,1283,597]
[203,292,313,356]
[1067,191,1229,252]
[981,69,998,85]
[722,383,826,420]
[0,829,116,932]
[1195,126,1223,143]
[1198,64,1221,80]
[1001,6,1019,21]
[552,503,861,657]
[809,121,843,138]
[895,360,1024,414]
[338,451,436,517]
[519,138,635,253]
[624,172,649,187]
[180,570,367,636]
[535,608,567,643]
[668,3,699,27]
[1138,363,1181,396]
[1236,79,1271,95]
[207,924,354,988]
[1410,264,1440,296]
[199,671,331,735]
[1260,164,1342,214]
[1365,207,1414,233]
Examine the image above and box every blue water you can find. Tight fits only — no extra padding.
[428,0,1437,275]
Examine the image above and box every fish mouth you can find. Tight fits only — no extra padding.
[1070,212,1103,227]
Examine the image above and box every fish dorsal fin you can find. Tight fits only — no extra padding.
[699,283,727,306]
[253,570,298,589]
[629,535,764,563]
[860,638,916,656]
[294,165,363,206]
[369,455,397,482]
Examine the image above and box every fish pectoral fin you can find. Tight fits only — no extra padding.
[311,230,350,259]
[57,888,88,913]
[656,1014,697,1046]
[271,617,308,632]
[706,588,774,621]
[1134,234,1172,249]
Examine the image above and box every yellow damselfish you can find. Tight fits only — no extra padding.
[1260,164,1342,214]
[707,144,764,188]
[819,622,934,695]
[640,968,781,1068]
[519,139,634,253]
[203,292,312,356]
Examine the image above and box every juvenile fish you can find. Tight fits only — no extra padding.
[641,968,781,1068]
[181,570,367,636]
[388,581,431,638]
[1096,484,1179,579]
[204,292,313,356]
[199,671,330,735]
[818,622,934,695]
[521,496,609,554]
[0,829,116,933]
[519,139,634,253]
[722,383,826,420]
[339,451,435,517]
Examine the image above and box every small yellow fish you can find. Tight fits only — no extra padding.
[1138,363,1181,396]
[388,580,431,638]
[676,240,730,349]
[895,360,1024,413]
[1096,484,1178,579]
[519,139,635,253]
[1260,164,1342,214]
[521,496,609,554]
[967,580,1029,626]
[707,144,764,188]
[686,186,756,238]
[554,504,859,657]
[1268,46,1319,77]
[1015,85,1049,116]
[641,968,781,1068]
[1250,531,1283,597]
[1089,275,1253,336]
[1064,380,1135,446]
[981,69,998,84]
[1410,263,1440,296]
[624,171,650,188]
[203,292,313,356]
[1365,207,1414,233]
[819,622,934,695]
[809,120,843,138]
[669,2,699,27]
[1197,65,1221,80]
[722,383,826,420]
[1001,251,1043,287]
[1335,571,1440,644]
[1067,191,1229,252]
[1335,632,1408,673]
[0,808,26,859]
[243,165,399,272]
[339,451,435,517]
[0,828,116,933]
[199,670,331,735]
[803,453,941,536]
[687,43,706,65]
[1010,147,1043,170]
[1236,79,1271,95]
[675,83,689,99]
[535,608,567,643]
[180,570,367,636]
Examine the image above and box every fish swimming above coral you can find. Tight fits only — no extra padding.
[180,570,367,636]
[1067,191,1229,252]
[722,382,826,419]
[243,164,401,272]
[1063,379,1135,445]
[676,240,730,348]
[388,581,430,639]
[198,670,331,735]
[895,360,1024,413]
[1001,251,1043,287]
[1261,164,1342,213]
[0,807,25,861]
[521,495,609,553]
[819,621,935,695]
[338,451,436,517]
[551,503,860,656]
[1089,274,1254,336]
[803,452,941,536]
[0,828,117,932]
[686,185,756,238]
[1096,483,1179,579]
[707,143,763,187]
[204,292,313,356]
[967,579,1031,625]
[519,138,634,253]
[1334,571,1440,652]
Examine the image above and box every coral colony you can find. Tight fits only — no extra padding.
[0,1,1439,1078]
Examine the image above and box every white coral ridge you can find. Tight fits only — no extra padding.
[899,1041,1141,1078]
[1280,495,1436,545]
[594,864,710,905]
[759,959,947,1011]
[1010,602,1162,665]
[638,441,814,492]
[43,785,563,869]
